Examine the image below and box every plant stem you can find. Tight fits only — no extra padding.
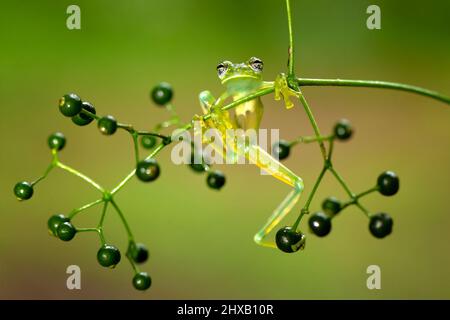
[355,186,378,200]
[56,161,105,193]
[76,228,99,233]
[110,143,166,195]
[297,94,328,160]
[132,132,140,165]
[69,198,104,219]
[98,201,109,227]
[110,199,134,242]
[297,78,450,104]
[290,134,334,146]
[136,131,169,140]
[31,163,55,186]
[329,166,355,198]
[285,0,295,76]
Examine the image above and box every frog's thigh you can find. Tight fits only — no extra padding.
[235,100,264,130]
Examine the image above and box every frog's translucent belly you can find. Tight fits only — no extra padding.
[234,97,264,130]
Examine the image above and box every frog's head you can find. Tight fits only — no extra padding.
[217,57,263,87]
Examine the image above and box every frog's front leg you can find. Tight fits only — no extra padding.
[273,73,301,109]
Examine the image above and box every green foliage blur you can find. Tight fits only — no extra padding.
[0,0,449,299]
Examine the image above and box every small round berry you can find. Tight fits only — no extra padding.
[57,221,77,241]
[308,212,332,237]
[206,171,226,190]
[13,181,34,200]
[141,135,157,149]
[136,159,160,182]
[47,132,66,151]
[334,119,353,140]
[377,171,399,196]
[151,82,173,105]
[98,115,117,135]
[275,226,306,253]
[72,101,96,126]
[272,140,291,160]
[48,214,69,237]
[128,242,149,264]
[97,244,121,268]
[59,93,82,117]
[321,197,341,215]
[369,213,393,238]
[189,152,207,173]
[132,272,152,291]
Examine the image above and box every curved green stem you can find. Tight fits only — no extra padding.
[110,199,134,242]
[56,161,105,193]
[329,166,355,198]
[298,94,328,160]
[69,198,104,219]
[297,78,450,104]
[110,143,166,195]
[31,163,55,186]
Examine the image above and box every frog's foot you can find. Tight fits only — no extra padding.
[274,73,301,109]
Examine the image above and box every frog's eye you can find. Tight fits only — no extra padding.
[249,57,263,72]
[217,62,228,78]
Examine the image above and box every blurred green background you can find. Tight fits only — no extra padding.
[0,0,449,299]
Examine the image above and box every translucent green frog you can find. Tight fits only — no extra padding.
[194,57,306,251]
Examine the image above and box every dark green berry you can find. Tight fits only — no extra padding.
[207,171,226,189]
[98,115,117,135]
[136,159,160,182]
[275,226,306,253]
[369,213,393,238]
[189,152,207,173]
[47,132,66,151]
[13,181,33,200]
[151,82,173,105]
[59,93,82,117]
[72,101,96,126]
[57,221,76,241]
[48,214,69,237]
[132,272,152,291]
[309,212,332,237]
[272,140,291,160]
[322,197,341,215]
[97,244,121,268]
[141,135,157,149]
[127,242,149,264]
[334,119,353,140]
[377,171,399,196]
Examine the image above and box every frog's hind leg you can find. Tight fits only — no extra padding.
[244,144,304,249]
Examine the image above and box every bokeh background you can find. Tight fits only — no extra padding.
[0,0,449,299]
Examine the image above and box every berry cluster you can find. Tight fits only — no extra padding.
[13,83,227,291]
[272,119,399,253]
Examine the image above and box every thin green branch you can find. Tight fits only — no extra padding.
[329,166,355,198]
[297,94,328,160]
[69,198,104,219]
[136,131,169,140]
[98,201,109,228]
[290,134,334,147]
[355,186,378,200]
[56,161,105,193]
[31,163,55,186]
[285,0,295,76]
[111,143,166,195]
[80,109,100,120]
[110,199,134,242]
[132,133,140,165]
[297,78,450,104]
